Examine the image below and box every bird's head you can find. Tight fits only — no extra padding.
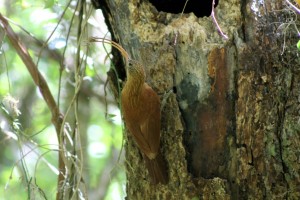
[127,59,146,80]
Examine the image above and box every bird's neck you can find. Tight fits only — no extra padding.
[126,75,145,96]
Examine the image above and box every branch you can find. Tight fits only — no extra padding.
[0,13,65,199]
[0,14,62,126]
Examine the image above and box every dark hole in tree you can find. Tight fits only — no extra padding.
[172,86,177,93]
[148,0,219,18]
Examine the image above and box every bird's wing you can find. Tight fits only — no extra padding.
[121,89,153,156]
[139,83,161,159]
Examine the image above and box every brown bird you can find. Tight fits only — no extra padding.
[121,59,168,184]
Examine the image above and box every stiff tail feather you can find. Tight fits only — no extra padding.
[144,152,168,185]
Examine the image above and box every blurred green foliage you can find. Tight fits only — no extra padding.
[0,0,125,199]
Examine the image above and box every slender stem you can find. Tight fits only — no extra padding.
[0,13,65,199]
[286,0,300,14]
[211,0,228,40]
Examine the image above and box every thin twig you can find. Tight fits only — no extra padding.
[1,39,11,92]
[286,0,300,14]
[174,0,190,45]
[211,0,228,40]
[0,14,62,127]
[95,33,126,166]
[58,0,74,110]
[35,0,72,68]
[0,13,65,199]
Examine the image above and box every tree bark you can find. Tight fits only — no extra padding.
[93,0,300,199]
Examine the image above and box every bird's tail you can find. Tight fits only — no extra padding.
[144,151,168,185]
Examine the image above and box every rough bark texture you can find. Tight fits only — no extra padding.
[93,0,300,199]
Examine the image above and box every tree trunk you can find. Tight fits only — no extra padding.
[93,0,300,199]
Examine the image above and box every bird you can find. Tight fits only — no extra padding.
[121,59,168,184]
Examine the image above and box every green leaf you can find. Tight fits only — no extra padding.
[44,0,54,8]
[297,40,300,50]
